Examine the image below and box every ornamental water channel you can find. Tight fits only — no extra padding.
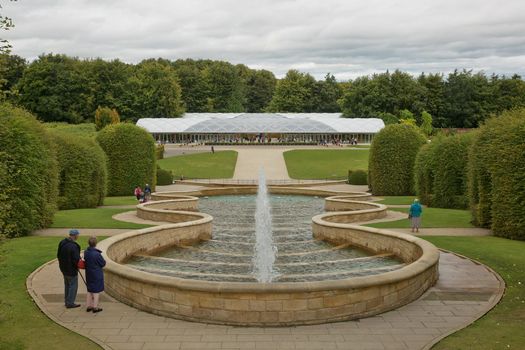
[125,175,405,283]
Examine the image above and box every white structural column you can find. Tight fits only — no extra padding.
[231,147,291,180]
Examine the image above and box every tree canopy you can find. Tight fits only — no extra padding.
[0,53,524,128]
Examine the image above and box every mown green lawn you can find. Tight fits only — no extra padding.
[102,196,138,206]
[283,149,370,179]
[158,150,238,179]
[424,236,525,350]
[375,196,416,205]
[51,208,151,229]
[0,236,102,350]
[367,207,474,228]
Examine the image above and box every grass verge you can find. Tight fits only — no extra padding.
[51,208,151,229]
[283,149,370,180]
[158,150,238,179]
[0,236,102,350]
[367,207,474,228]
[424,236,525,350]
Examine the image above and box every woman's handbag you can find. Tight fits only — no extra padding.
[77,259,85,269]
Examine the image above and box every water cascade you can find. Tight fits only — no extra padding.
[252,168,278,282]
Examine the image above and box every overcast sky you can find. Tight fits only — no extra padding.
[3,0,525,79]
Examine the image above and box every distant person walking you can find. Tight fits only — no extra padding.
[134,185,142,201]
[57,229,82,308]
[84,236,106,313]
[409,199,423,233]
[211,146,215,154]
[144,184,152,201]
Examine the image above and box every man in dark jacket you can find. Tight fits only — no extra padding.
[57,229,81,308]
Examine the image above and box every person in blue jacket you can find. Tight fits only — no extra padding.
[409,199,423,233]
[84,236,106,313]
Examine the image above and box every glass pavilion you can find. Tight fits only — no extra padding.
[136,113,385,144]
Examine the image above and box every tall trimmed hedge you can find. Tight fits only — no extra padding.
[51,131,107,209]
[0,104,58,237]
[96,123,156,196]
[468,109,525,239]
[368,124,427,195]
[415,134,472,209]
[414,141,437,205]
[432,134,473,209]
[467,130,492,227]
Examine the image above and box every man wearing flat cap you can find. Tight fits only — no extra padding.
[57,229,82,308]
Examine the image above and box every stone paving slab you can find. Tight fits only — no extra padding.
[27,252,503,350]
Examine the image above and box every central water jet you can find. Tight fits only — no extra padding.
[252,168,278,282]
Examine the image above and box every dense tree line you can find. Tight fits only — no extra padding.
[340,70,525,127]
[1,53,525,127]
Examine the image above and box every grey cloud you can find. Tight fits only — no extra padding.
[3,0,525,79]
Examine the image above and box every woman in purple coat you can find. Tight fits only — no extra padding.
[84,236,106,313]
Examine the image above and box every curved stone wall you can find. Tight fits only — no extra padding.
[99,191,439,326]
[324,196,387,216]
[137,196,200,222]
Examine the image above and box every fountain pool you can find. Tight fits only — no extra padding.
[126,194,404,283]
[99,185,439,326]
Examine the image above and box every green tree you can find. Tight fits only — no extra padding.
[202,61,245,112]
[417,73,445,126]
[0,53,26,98]
[131,60,185,118]
[16,54,92,123]
[398,109,416,126]
[314,73,342,112]
[172,59,210,112]
[94,106,120,131]
[490,74,525,114]
[85,58,135,121]
[339,70,422,118]
[245,69,276,112]
[377,112,399,125]
[267,70,316,112]
[442,70,492,127]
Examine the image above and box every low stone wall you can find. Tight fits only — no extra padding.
[99,191,439,326]
[152,187,372,200]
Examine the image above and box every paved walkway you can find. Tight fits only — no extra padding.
[27,252,503,350]
[230,147,291,180]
